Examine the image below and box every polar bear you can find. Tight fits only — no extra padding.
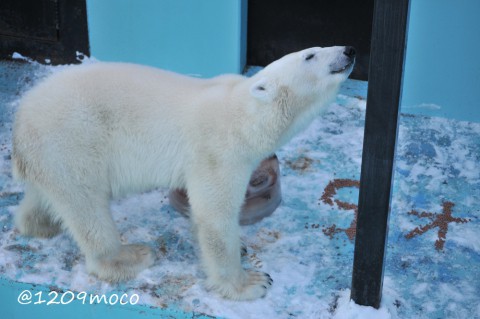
[12,46,355,300]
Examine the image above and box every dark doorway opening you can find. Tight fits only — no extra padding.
[247,0,374,80]
[0,0,89,64]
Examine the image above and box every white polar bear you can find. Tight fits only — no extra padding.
[12,46,355,300]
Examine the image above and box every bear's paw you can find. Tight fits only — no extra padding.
[206,270,273,300]
[87,244,155,282]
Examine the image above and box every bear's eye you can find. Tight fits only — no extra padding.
[305,53,315,61]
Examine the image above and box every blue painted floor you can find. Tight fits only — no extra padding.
[0,61,479,318]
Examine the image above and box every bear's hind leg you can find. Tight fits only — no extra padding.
[46,190,154,282]
[15,184,62,238]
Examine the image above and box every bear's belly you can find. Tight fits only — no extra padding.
[107,139,188,199]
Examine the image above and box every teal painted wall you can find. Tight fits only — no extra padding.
[86,0,247,78]
[86,1,480,122]
[401,0,480,122]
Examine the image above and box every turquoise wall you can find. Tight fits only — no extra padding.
[86,1,480,122]
[401,0,480,122]
[86,0,247,78]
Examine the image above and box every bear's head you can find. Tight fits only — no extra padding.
[247,46,355,150]
[250,46,355,107]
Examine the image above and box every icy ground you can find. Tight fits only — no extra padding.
[0,61,479,319]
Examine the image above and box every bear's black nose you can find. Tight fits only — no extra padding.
[343,46,356,59]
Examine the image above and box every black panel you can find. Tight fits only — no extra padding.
[0,0,89,64]
[247,0,374,80]
[351,0,410,309]
[0,0,58,42]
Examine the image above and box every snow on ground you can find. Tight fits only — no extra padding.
[0,61,479,318]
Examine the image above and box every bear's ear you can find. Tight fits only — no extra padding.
[250,78,271,102]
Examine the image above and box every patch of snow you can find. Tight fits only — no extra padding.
[12,52,33,62]
[402,103,442,110]
[333,289,392,319]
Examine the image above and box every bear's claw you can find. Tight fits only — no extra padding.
[206,270,273,300]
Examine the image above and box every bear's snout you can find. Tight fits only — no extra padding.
[330,46,356,75]
[343,46,356,59]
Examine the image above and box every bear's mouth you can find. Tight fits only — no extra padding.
[330,60,354,74]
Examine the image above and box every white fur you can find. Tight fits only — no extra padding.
[12,46,353,300]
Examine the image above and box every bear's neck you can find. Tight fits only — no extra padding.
[234,98,307,162]
[238,93,338,164]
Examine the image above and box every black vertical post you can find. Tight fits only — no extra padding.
[351,0,410,309]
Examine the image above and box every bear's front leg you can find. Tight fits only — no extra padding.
[187,172,273,300]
